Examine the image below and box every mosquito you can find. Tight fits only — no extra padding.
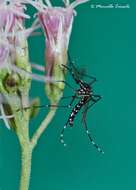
[58,54,104,154]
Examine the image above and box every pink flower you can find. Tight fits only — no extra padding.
[0,0,39,67]
[38,7,74,76]
[0,0,32,129]
[29,0,90,71]
[27,0,90,103]
[0,0,30,66]
[0,0,30,32]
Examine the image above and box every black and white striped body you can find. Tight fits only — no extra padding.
[68,80,92,125]
[69,97,89,126]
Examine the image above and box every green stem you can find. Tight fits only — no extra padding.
[16,108,57,190]
[19,145,32,190]
[14,111,32,190]
[31,108,57,149]
[18,108,56,190]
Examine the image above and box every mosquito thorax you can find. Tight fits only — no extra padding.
[76,86,92,97]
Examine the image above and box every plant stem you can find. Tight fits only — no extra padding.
[19,145,32,190]
[14,111,32,190]
[17,108,57,190]
[31,108,57,149]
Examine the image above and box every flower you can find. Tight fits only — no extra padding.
[28,0,90,103]
[0,0,33,129]
[32,0,90,56]
[0,0,30,31]
[0,0,29,66]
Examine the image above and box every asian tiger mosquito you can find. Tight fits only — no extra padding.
[58,54,104,154]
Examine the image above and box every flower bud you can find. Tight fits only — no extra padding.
[30,0,90,104]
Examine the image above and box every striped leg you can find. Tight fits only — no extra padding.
[16,95,77,112]
[59,120,69,147]
[59,95,78,147]
[81,97,104,154]
[82,115,104,154]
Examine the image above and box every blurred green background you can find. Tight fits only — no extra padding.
[0,0,136,189]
